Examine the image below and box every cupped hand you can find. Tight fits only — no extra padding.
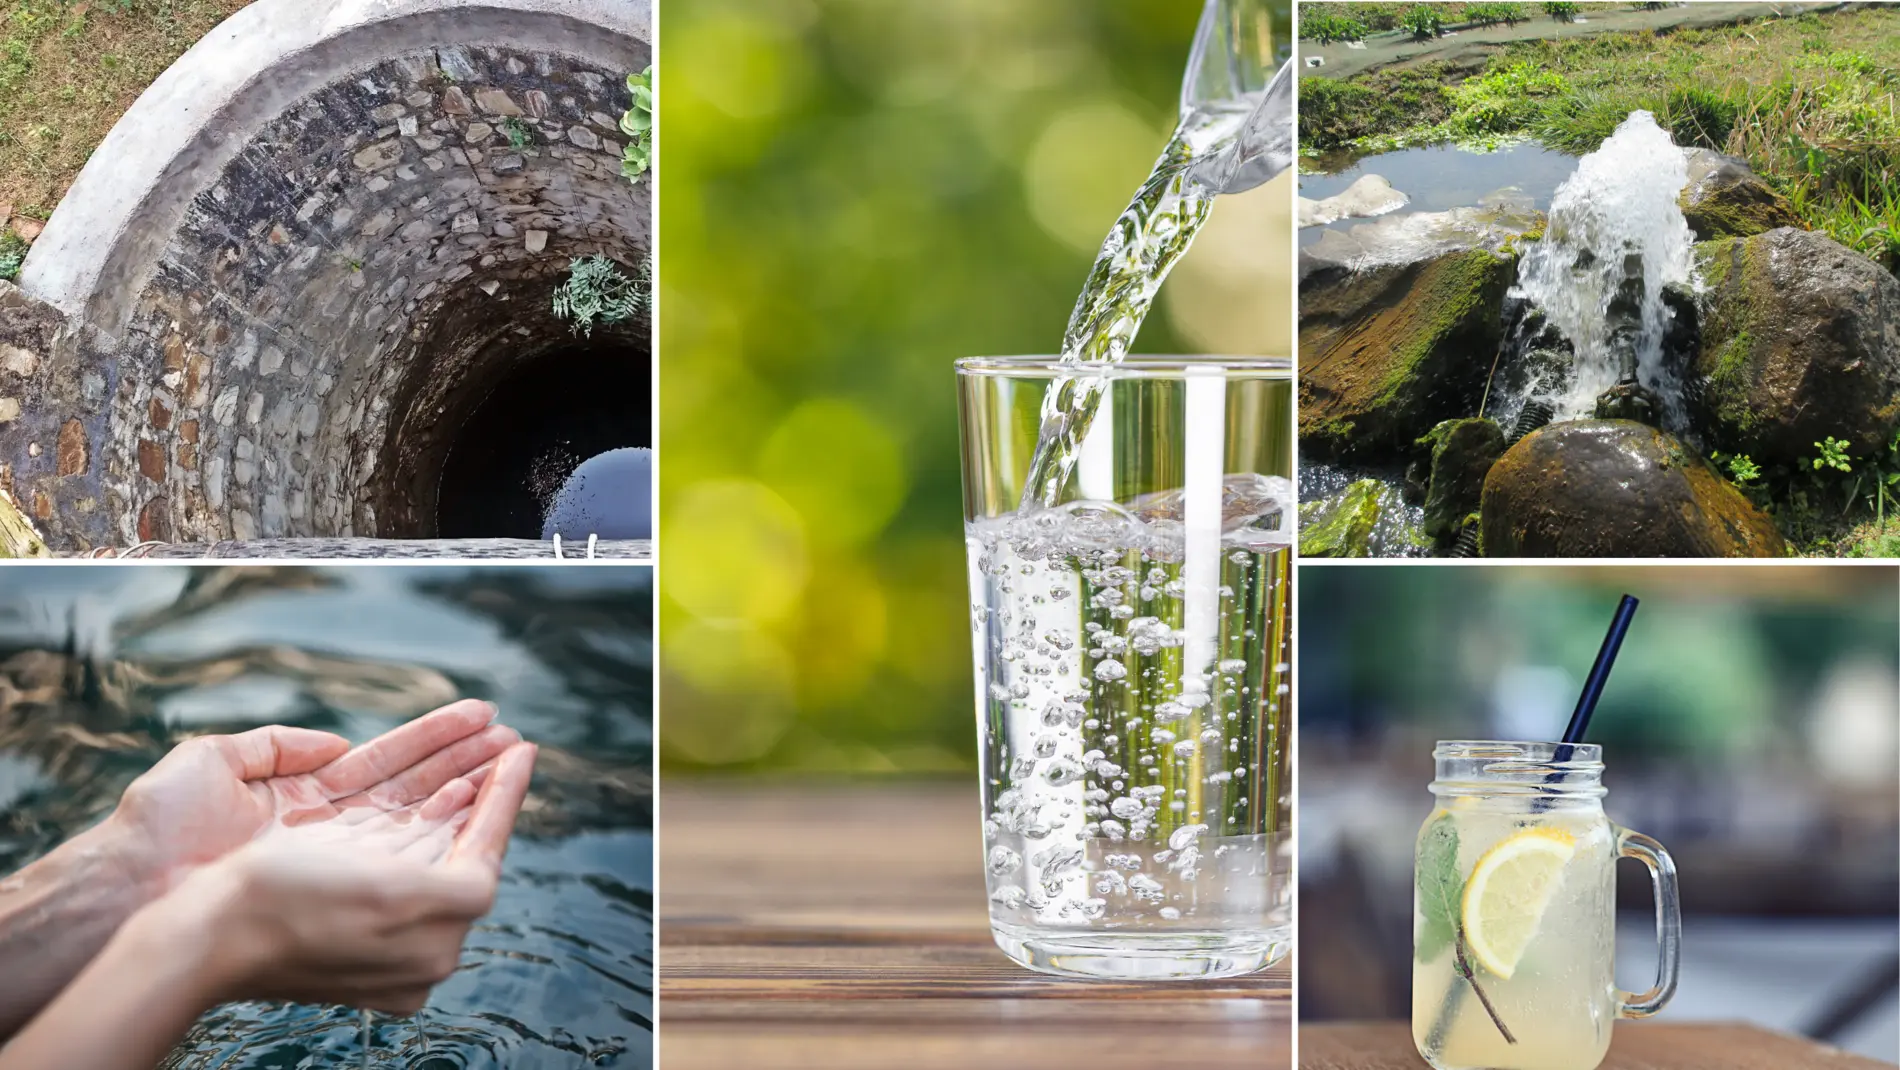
[138,740,538,1016]
[111,699,519,891]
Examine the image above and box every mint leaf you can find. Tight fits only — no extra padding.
[1415,811,1461,963]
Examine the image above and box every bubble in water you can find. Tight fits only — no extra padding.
[1150,727,1176,746]
[1044,758,1085,786]
[1099,818,1126,840]
[1159,907,1182,920]
[1106,853,1143,871]
[1218,658,1248,674]
[1109,796,1144,820]
[1127,874,1165,903]
[1010,756,1036,780]
[991,885,1026,909]
[1094,659,1128,682]
[1031,845,1084,876]
[1168,823,1208,852]
[987,846,1022,876]
[1172,740,1198,759]
[1153,701,1190,723]
[1078,897,1107,919]
[1033,735,1058,758]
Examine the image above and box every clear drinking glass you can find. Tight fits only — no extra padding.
[956,355,1295,980]
[1412,741,1682,1070]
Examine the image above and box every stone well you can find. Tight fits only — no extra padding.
[0,0,651,550]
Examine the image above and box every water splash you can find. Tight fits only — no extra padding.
[1510,111,1696,423]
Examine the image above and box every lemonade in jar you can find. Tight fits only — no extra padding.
[1413,741,1680,1070]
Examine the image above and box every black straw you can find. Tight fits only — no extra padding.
[1559,594,1640,748]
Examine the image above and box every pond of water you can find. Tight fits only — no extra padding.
[1299,142,1578,247]
[0,566,652,1069]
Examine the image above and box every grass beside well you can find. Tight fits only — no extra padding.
[0,0,251,221]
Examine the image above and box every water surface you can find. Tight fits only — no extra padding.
[0,566,653,1069]
[1300,143,1577,247]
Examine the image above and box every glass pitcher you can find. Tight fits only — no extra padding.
[1412,741,1680,1070]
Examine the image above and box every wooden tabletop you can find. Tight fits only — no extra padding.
[1301,1022,1896,1069]
[659,782,1290,1070]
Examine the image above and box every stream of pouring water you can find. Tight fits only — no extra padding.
[1019,50,1293,510]
[1510,110,1696,423]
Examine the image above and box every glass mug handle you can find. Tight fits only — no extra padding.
[1613,826,1681,1018]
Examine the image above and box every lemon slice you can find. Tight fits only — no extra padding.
[1461,827,1576,979]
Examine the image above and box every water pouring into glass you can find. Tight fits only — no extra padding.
[1023,0,1293,510]
[955,0,1296,982]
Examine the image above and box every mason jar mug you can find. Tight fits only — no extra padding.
[1412,741,1680,1070]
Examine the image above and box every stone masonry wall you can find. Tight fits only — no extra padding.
[0,42,649,550]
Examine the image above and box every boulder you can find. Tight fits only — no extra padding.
[1678,148,1801,241]
[1694,227,1900,464]
[1481,420,1785,557]
[1299,243,1517,458]
[1419,417,1504,543]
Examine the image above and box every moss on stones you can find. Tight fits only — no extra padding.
[1693,227,1900,465]
[1679,170,1803,241]
[1419,417,1505,543]
[1300,479,1387,558]
[1299,246,1516,459]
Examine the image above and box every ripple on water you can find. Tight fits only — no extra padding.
[159,835,652,1070]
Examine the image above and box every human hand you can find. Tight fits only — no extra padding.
[142,740,537,1015]
[107,699,519,893]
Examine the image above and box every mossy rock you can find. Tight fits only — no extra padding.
[1694,227,1900,466]
[1678,149,1802,241]
[1299,246,1516,460]
[0,488,48,558]
[1480,420,1786,557]
[1419,417,1504,543]
[1300,479,1386,558]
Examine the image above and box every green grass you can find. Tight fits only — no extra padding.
[0,0,250,218]
[1299,1,1635,38]
[0,230,26,280]
[1299,6,1900,264]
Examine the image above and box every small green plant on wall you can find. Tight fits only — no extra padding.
[552,254,649,336]
[501,116,533,150]
[0,233,27,283]
[621,65,653,183]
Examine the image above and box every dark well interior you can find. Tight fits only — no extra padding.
[372,271,651,539]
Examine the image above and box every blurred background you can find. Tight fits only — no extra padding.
[1299,564,1899,1062]
[658,0,1294,774]
[0,566,652,1069]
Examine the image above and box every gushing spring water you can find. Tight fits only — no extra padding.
[1511,111,1696,424]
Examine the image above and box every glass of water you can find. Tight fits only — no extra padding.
[956,355,1294,980]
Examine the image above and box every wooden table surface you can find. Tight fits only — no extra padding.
[659,782,1290,1070]
[1301,1022,1897,1069]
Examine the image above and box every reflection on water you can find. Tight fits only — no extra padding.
[1300,143,1578,247]
[0,566,652,1070]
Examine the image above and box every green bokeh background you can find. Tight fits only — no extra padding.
[659,0,1294,773]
